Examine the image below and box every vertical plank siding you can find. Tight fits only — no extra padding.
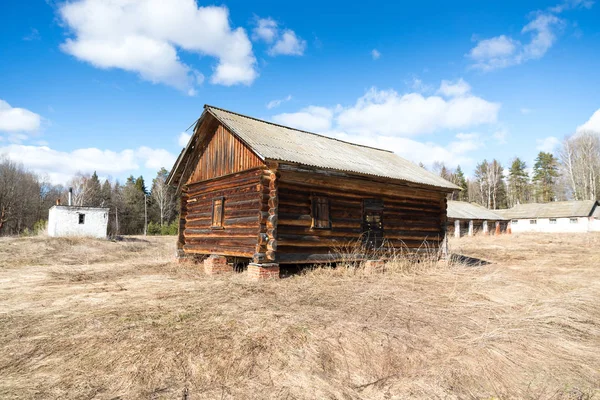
[187,124,263,183]
[276,169,447,264]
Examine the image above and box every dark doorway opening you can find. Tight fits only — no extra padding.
[362,199,384,250]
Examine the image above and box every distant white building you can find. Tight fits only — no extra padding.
[496,200,600,233]
[48,205,109,239]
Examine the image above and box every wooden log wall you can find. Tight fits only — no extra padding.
[182,168,266,258]
[187,124,263,183]
[177,189,189,251]
[276,168,447,264]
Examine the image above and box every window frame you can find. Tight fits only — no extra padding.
[311,196,332,230]
[511,219,518,224]
[78,213,85,225]
[570,218,578,224]
[211,196,225,229]
[549,218,557,224]
[529,219,537,225]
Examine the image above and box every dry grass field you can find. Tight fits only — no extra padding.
[0,233,599,399]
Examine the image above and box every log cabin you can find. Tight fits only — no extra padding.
[167,105,460,279]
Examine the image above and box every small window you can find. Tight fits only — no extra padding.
[211,197,224,228]
[530,219,537,225]
[511,219,518,224]
[78,214,85,224]
[550,218,557,224]
[570,218,578,224]
[311,196,331,229]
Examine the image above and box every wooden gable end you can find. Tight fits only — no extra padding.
[187,123,264,184]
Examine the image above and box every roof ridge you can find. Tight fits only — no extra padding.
[204,104,394,154]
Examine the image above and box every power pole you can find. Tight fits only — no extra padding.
[144,194,148,236]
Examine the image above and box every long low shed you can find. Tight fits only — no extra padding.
[167,105,459,278]
[496,200,600,233]
[447,201,508,237]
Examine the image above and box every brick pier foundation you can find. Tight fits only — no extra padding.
[248,263,280,280]
[204,255,233,275]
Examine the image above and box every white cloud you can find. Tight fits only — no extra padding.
[178,132,191,147]
[270,81,500,169]
[272,106,334,132]
[23,28,40,41]
[536,136,560,152]
[266,94,292,110]
[576,108,600,133]
[252,17,306,57]
[252,18,278,43]
[0,144,176,184]
[335,87,499,136]
[550,0,594,13]
[58,0,258,93]
[407,77,432,93]
[0,100,42,133]
[520,108,533,114]
[469,35,517,61]
[438,78,471,97]
[492,129,508,144]
[468,12,564,71]
[371,49,381,60]
[268,29,306,56]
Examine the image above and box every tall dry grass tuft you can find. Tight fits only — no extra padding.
[311,235,454,277]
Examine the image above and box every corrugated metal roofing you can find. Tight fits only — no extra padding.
[447,201,507,221]
[494,200,599,219]
[206,106,460,191]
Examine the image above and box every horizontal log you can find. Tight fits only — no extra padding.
[185,237,257,247]
[188,184,261,201]
[278,179,442,202]
[278,167,451,196]
[185,227,259,236]
[183,246,253,258]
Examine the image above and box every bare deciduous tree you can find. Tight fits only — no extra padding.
[559,131,600,201]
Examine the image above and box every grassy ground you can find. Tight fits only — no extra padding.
[0,233,599,399]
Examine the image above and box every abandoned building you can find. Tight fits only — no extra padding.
[48,190,109,239]
[167,105,459,279]
[447,200,508,237]
[496,200,600,233]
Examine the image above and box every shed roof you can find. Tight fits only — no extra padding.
[494,200,599,219]
[447,201,507,221]
[169,105,459,191]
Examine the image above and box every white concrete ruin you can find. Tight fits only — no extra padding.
[48,205,109,239]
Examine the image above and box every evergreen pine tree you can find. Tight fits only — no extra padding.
[454,165,468,201]
[508,158,529,206]
[533,152,559,202]
[87,171,102,207]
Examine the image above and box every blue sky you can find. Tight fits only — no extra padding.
[1,0,599,184]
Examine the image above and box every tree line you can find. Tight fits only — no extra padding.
[0,156,178,236]
[1,130,598,235]
[431,130,600,209]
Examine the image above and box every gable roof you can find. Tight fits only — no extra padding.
[447,201,507,221]
[168,105,460,191]
[494,200,599,219]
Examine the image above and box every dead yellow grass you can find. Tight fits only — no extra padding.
[0,233,599,399]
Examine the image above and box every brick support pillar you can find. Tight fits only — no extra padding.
[495,221,501,235]
[454,220,461,238]
[248,263,280,280]
[483,220,489,235]
[204,255,232,275]
[468,220,474,237]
